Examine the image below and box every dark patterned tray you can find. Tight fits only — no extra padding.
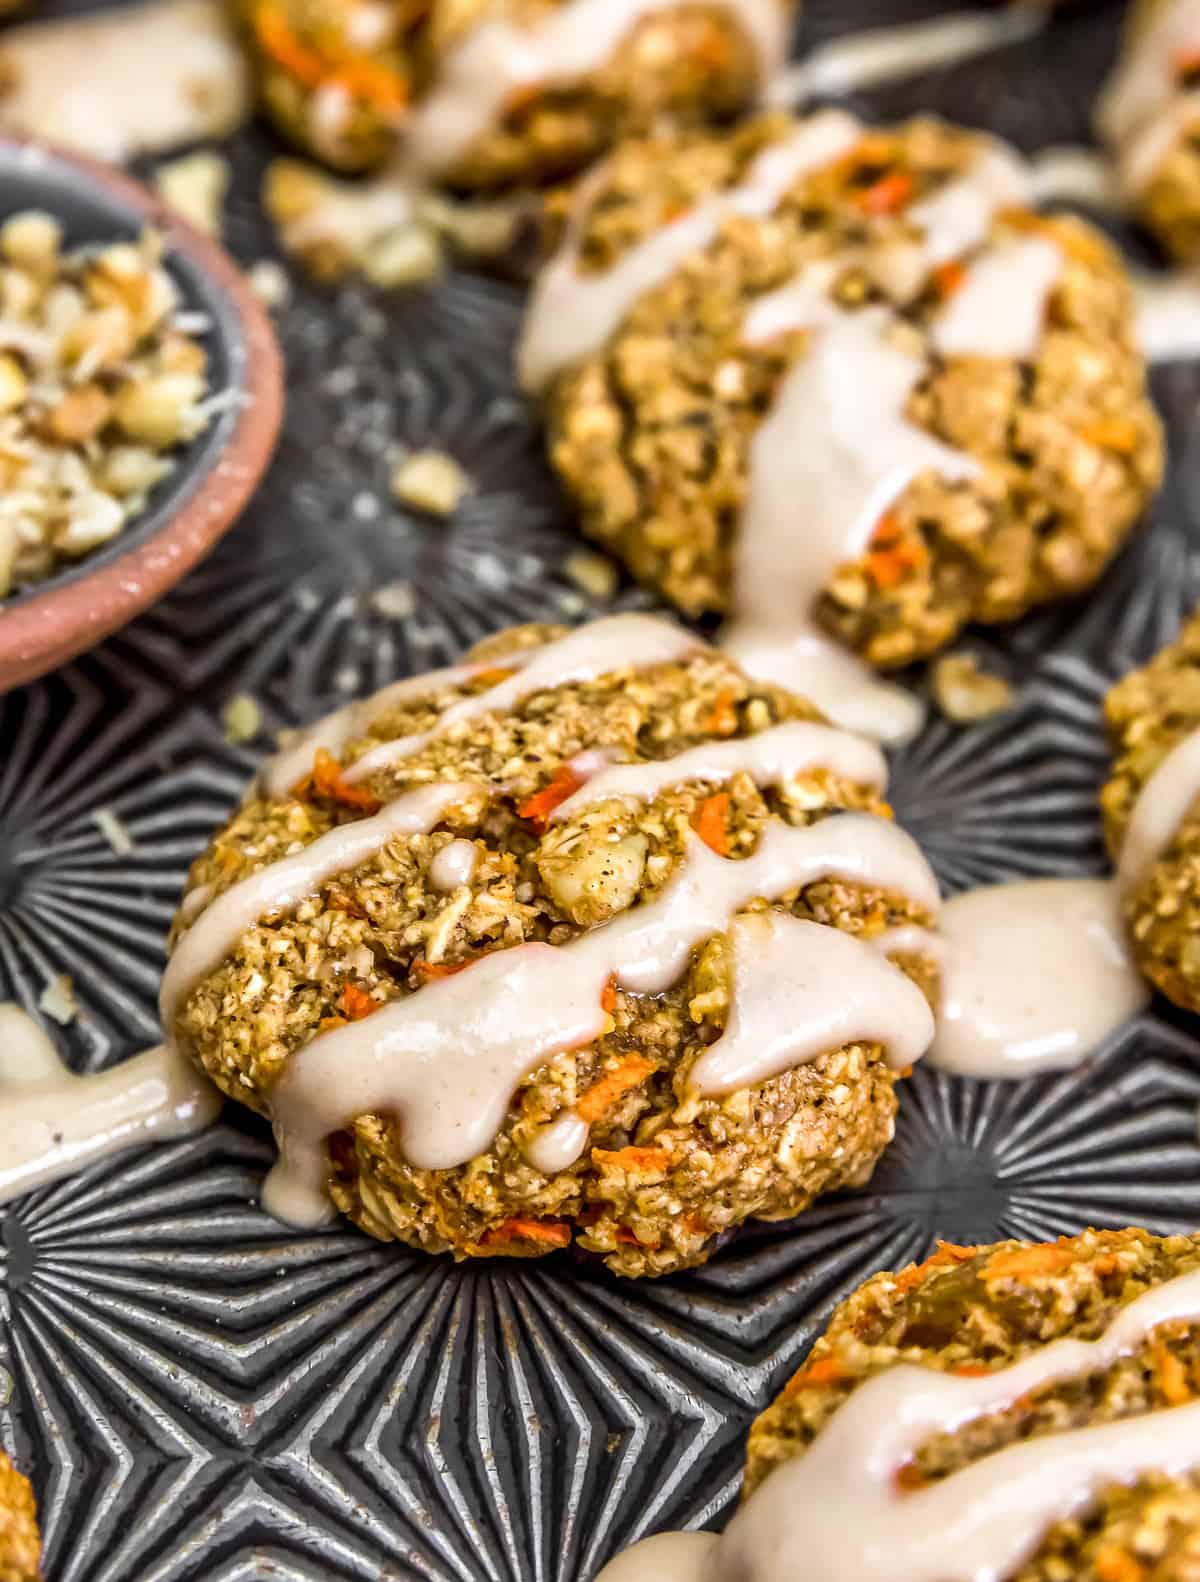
[6,1,1200,1576]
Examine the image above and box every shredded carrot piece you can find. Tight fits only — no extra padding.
[703,688,738,735]
[893,1461,926,1492]
[255,2,327,87]
[518,765,584,830]
[983,1242,1075,1284]
[1093,1252,1121,1277]
[600,977,618,1015]
[953,1364,992,1378]
[691,792,730,857]
[337,984,380,1021]
[414,959,468,982]
[1095,1547,1147,1582]
[471,666,515,689]
[576,1053,655,1123]
[856,170,914,215]
[591,1145,671,1173]
[865,513,927,588]
[785,1354,845,1395]
[254,0,408,107]
[1078,415,1141,453]
[329,57,407,110]
[1174,44,1200,78]
[1154,1340,1192,1406]
[891,1242,980,1295]
[615,1226,661,1248]
[318,1015,348,1034]
[308,748,383,813]
[482,1218,571,1248]
[933,259,966,299]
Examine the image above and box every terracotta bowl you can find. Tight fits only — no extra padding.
[0,137,283,692]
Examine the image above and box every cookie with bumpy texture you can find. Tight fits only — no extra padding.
[533,113,1162,674]
[1103,606,1200,1012]
[1097,0,1200,264]
[240,0,794,182]
[0,1453,39,1582]
[164,615,940,1278]
[739,1229,1200,1582]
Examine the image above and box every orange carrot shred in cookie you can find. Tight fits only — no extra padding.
[983,1242,1075,1283]
[704,688,738,735]
[337,984,380,1021]
[414,959,468,982]
[591,1145,671,1172]
[482,1218,571,1248]
[576,1054,654,1123]
[691,792,730,856]
[856,170,914,214]
[518,765,584,830]
[933,259,966,299]
[308,748,383,813]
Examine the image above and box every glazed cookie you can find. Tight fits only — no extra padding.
[525,112,1162,732]
[1103,607,1200,1012]
[242,0,795,180]
[1097,0,1200,263]
[602,1228,1200,1580]
[162,614,940,1278]
[0,1453,39,1582]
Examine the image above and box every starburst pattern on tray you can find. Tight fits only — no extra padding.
[5,2,1200,1578]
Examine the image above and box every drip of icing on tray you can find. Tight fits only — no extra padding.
[405,0,790,179]
[767,3,1048,108]
[926,878,1148,1078]
[0,1002,221,1204]
[599,1267,1200,1582]
[260,811,938,1226]
[518,110,863,392]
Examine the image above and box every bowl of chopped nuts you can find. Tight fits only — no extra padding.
[0,136,283,691]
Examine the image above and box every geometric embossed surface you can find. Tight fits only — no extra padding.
[5,0,1200,1576]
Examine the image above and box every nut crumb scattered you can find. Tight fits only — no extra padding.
[154,151,229,236]
[247,259,291,310]
[370,579,416,619]
[222,693,263,744]
[39,973,77,1026]
[931,652,1014,724]
[390,450,470,517]
[93,806,135,855]
[565,550,618,602]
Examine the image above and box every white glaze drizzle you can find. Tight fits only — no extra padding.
[603,1267,1200,1581]
[518,110,862,392]
[429,837,479,892]
[1133,268,1200,362]
[160,782,475,1032]
[527,905,937,1175]
[1118,725,1200,891]
[928,878,1149,1079]
[932,237,1063,361]
[338,614,704,785]
[1097,0,1200,197]
[404,0,790,179]
[714,138,1038,743]
[549,720,887,823]
[594,1531,718,1582]
[688,912,934,1094]
[720,298,977,742]
[0,1003,221,1204]
[1029,145,1120,210]
[262,811,938,1225]
[0,0,250,161]
[263,659,499,797]
[766,4,1048,109]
